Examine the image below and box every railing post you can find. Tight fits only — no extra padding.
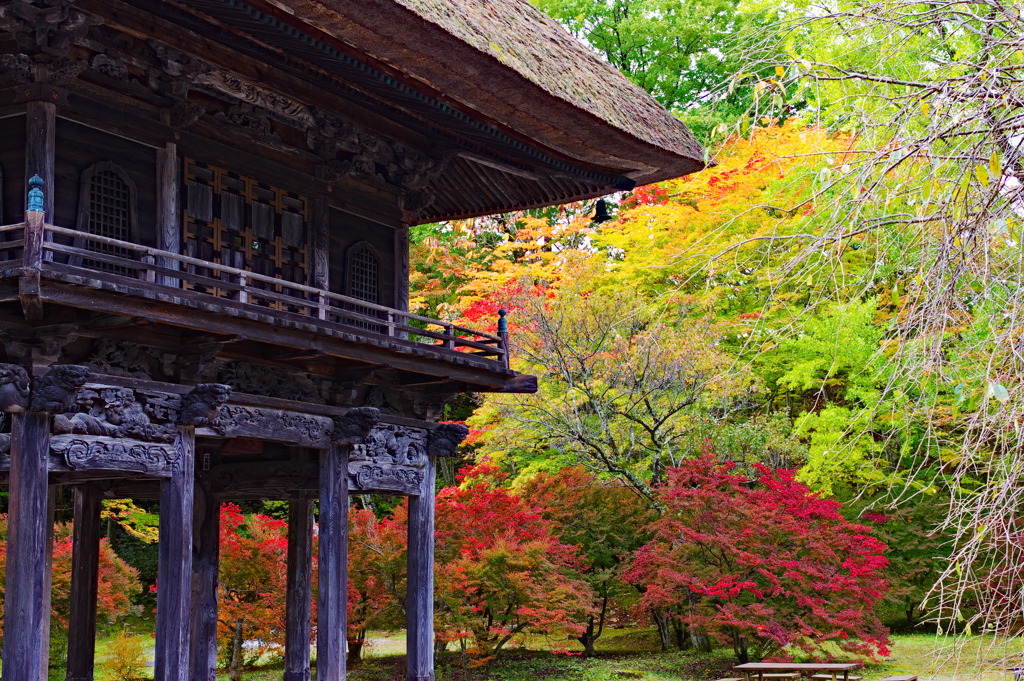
[317,291,328,321]
[387,311,396,337]
[141,255,156,283]
[24,175,45,270]
[498,308,510,368]
[237,271,248,304]
[444,324,455,350]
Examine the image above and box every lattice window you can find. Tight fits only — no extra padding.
[347,244,380,305]
[183,159,309,308]
[76,162,137,275]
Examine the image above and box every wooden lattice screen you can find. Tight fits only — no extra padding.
[76,162,138,275]
[183,159,309,307]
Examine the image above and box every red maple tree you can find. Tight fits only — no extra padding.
[626,456,890,662]
[433,464,594,664]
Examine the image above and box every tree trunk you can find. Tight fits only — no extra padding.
[578,616,598,657]
[651,608,672,651]
[733,629,749,664]
[672,618,687,650]
[229,619,244,681]
[687,589,712,652]
[346,629,365,665]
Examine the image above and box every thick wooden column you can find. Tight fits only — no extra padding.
[25,101,55,217]
[309,197,330,291]
[317,444,349,681]
[285,498,314,681]
[2,411,52,681]
[154,428,195,681]
[406,457,436,681]
[394,223,410,312]
[66,485,101,681]
[156,142,180,287]
[189,474,219,681]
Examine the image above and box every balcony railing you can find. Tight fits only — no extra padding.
[0,215,509,368]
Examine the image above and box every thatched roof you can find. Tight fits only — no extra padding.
[274,0,707,190]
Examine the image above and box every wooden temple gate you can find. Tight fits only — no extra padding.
[0,0,706,678]
[0,336,470,681]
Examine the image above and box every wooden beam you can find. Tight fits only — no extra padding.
[406,456,436,681]
[285,499,314,681]
[317,444,349,681]
[66,485,102,681]
[1,412,52,681]
[154,428,195,681]
[189,473,219,681]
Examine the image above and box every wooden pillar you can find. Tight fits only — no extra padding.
[25,101,55,217]
[317,444,349,681]
[154,428,195,681]
[309,197,330,292]
[156,142,180,286]
[394,223,410,312]
[66,485,101,681]
[285,498,314,681]
[2,411,52,681]
[406,457,436,681]
[189,473,219,681]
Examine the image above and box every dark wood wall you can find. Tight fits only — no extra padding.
[329,207,396,307]
[54,119,158,247]
[0,114,26,225]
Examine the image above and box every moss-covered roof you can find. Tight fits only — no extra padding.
[391,0,703,161]
[276,0,707,188]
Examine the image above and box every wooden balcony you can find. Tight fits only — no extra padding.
[0,215,526,390]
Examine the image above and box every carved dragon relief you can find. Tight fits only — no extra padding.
[52,386,179,443]
[349,423,429,495]
[204,361,324,404]
[205,404,334,448]
[52,433,183,477]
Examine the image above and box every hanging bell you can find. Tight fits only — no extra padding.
[592,199,612,223]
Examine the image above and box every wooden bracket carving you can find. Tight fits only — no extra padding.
[0,0,93,57]
[427,423,469,458]
[30,364,89,414]
[0,364,31,413]
[332,407,380,446]
[177,383,231,427]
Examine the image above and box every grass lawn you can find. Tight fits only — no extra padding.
[71,629,1024,681]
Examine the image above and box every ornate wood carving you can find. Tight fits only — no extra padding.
[349,423,428,495]
[52,386,177,443]
[31,365,89,414]
[84,340,155,379]
[178,383,231,427]
[51,434,182,477]
[428,423,469,458]
[207,361,323,403]
[201,405,334,448]
[332,407,380,446]
[0,364,31,413]
[0,0,92,57]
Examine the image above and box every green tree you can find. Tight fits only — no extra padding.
[531,0,740,113]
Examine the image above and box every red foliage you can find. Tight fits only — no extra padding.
[621,184,671,209]
[347,507,406,661]
[626,457,890,662]
[217,504,289,666]
[0,516,142,646]
[433,464,594,662]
